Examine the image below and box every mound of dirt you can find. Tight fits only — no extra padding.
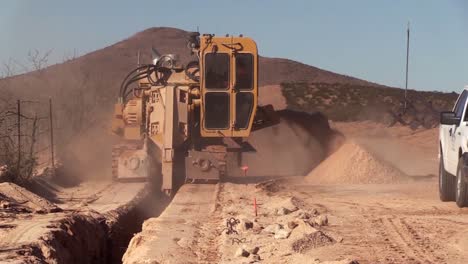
[255,180,284,195]
[291,231,336,253]
[0,182,61,214]
[306,141,407,184]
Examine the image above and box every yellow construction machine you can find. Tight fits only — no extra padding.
[111,32,277,195]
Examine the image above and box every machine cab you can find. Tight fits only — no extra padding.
[199,35,258,138]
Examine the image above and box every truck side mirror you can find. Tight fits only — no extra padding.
[440,111,460,125]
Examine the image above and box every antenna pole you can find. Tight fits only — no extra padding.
[49,97,55,176]
[404,22,410,110]
[137,50,141,66]
[17,100,21,175]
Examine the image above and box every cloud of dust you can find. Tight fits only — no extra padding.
[353,136,438,177]
[229,110,341,177]
[55,111,118,185]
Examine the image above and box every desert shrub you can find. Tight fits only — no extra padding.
[280,81,458,124]
[0,100,49,185]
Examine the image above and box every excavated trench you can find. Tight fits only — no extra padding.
[104,188,170,264]
[21,186,170,264]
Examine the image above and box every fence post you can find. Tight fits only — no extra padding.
[17,99,21,175]
[49,97,55,176]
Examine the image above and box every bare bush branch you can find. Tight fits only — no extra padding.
[27,49,53,71]
[0,100,50,184]
[2,58,17,78]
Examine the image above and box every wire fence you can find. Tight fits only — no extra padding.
[0,98,55,183]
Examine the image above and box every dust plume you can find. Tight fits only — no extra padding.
[230,110,342,178]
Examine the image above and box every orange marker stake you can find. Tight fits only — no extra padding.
[241,165,249,177]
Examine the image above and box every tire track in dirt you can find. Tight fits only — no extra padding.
[434,218,468,225]
[384,217,437,264]
[0,216,53,248]
[192,183,224,264]
[367,217,413,263]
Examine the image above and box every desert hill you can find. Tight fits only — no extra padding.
[1,27,374,100]
[0,27,457,137]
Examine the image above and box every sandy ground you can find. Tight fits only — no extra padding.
[124,180,468,264]
[283,181,468,264]
[2,121,465,264]
[123,121,468,264]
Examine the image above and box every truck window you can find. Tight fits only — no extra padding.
[455,90,468,118]
[205,53,229,89]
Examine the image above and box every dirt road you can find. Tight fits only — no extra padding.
[284,180,468,263]
[2,121,465,263]
[123,122,468,264]
[122,179,468,264]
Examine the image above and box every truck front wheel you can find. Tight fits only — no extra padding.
[456,157,468,207]
[439,151,455,201]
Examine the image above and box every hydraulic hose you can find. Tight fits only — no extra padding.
[185,60,200,82]
[119,65,151,97]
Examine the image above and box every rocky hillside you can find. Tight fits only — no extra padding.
[281,82,457,128]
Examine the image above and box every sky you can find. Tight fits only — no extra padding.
[0,0,467,92]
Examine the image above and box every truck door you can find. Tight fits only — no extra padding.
[447,90,468,174]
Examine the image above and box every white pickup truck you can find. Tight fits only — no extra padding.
[439,86,468,207]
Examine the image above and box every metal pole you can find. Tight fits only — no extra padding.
[49,98,55,175]
[137,50,140,66]
[17,100,21,174]
[404,22,410,110]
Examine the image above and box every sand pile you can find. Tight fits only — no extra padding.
[306,141,407,184]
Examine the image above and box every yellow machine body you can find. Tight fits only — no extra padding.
[111,33,275,195]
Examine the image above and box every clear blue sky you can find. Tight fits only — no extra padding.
[1,0,467,92]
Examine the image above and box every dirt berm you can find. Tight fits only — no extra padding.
[0,182,165,264]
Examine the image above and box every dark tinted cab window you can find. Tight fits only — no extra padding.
[205,53,229,89]
[205,93,230,129]
[235,92,253,129]
[235,53,253,90]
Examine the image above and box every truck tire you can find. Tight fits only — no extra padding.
[439,151,455,201]
[456,157,468,208]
